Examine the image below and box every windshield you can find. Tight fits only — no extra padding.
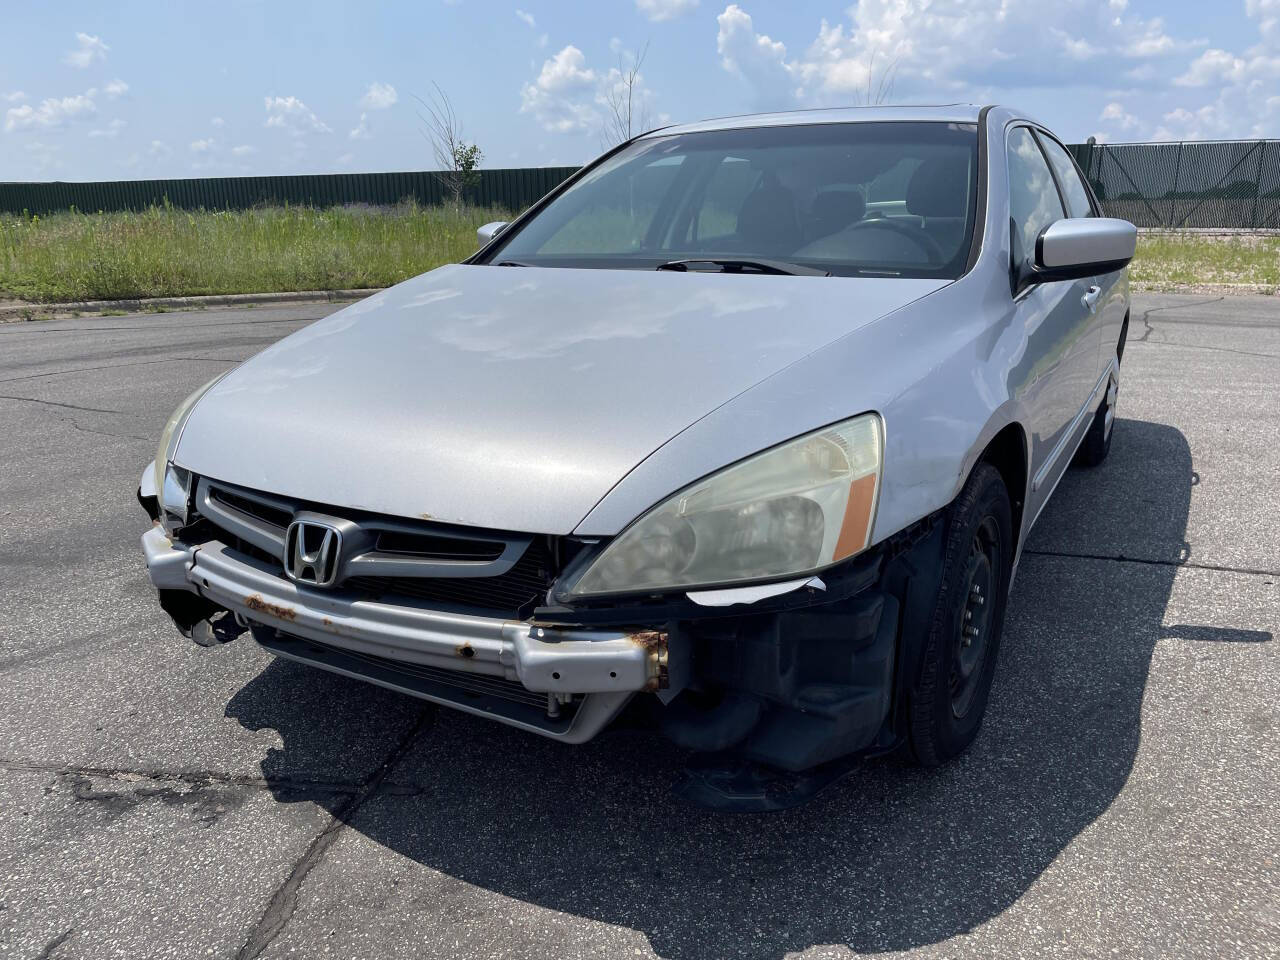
[484,121,980,279]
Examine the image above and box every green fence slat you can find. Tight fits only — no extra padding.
[5,149,1271,225]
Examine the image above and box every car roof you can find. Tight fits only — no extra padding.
[641,104,992,139]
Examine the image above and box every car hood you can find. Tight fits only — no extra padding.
[175,264,946,534]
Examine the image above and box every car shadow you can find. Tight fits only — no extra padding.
[226,417,1270,957]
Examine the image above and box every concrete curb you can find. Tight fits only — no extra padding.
[0,288,384,323]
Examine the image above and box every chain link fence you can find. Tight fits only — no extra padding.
[0,167,580,218]
[4,140,1280,229]
[1069,140,1280,230]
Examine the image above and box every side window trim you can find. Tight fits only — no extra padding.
[1005,123,1066,298]
[1033,128,1099,218]
[1029,128,1071,219]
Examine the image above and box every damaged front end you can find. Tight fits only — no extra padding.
[140,463,943,810]
[532,515,944,809]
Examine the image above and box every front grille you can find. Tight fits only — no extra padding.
[209,486,291,530]
[373,529,505,562]
[346,537,554,614]
[194,477,559,617]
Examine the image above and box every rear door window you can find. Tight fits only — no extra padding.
[1007,126,1066,269]
[1037,135,1095,219]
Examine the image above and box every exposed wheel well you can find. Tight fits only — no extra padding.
[976,423,1028,552]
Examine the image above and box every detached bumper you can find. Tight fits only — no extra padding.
[140,526,666,743]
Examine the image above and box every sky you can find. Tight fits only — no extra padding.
[2,0,1277,183]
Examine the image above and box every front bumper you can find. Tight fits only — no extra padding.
[141,525,666,743]
[142,501,943,772]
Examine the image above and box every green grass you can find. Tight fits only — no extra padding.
[3,204,1278,303]
[0,201,510,303]
[1130,232,1280,292]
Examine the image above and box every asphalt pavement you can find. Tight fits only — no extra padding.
[0,294,1276,959]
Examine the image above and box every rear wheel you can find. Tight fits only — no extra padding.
[908,463,1013,766]
[1075,372,1118,468]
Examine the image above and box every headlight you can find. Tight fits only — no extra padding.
[565,413,883,598]
[153,373,226,527]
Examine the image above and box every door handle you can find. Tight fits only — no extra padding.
[1081,285,1102,314]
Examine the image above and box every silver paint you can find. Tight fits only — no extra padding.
[169,105,1131,573]
[1038,217,1138,270]
[173,265,944,533]
[476,220,508,245]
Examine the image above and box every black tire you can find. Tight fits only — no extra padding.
[1075,373,1117,468]
[908,462,1013,767]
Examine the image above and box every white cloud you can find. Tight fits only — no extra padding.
[1160,0,1280,137]
[3,91,26,103]
[1249,0,1280,41]
[1175,48,1248,87]
[263,95,332,134]
[88,118,127,138]
[1054,30,1103,61]
[190,137,216,153]
[520,45,600,132]
[636,0,699,21]
[520,43,661,137]
[360,81,397,110]
[64,33,108,69]
[149,140,172,158]
[1099,101,1139,131]
[515,9,536,28]
[349,113,371,139]
[231,144,256,156]
[714,2,1196,110]
[104,79,129,99]
[716,6,794,108]
[211,116,225,127]
[4,94,97,133]
[1127,19,1178,57]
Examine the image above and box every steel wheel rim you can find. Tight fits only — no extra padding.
[1104,377,1118,439]
[950,515,1000,718]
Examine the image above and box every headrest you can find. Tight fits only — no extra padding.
[906,157,969,218]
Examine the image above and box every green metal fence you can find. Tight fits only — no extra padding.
[1069,140,1280,229]
[0,166,581,217]
[4,140,1280,228]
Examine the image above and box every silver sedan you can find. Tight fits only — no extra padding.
[139,104,1136,810]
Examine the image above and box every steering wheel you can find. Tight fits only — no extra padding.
[844,217,946,263]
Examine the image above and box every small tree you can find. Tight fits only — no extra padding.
[415,82,483,208]
[855,50,898,106]
[600,41,652,149]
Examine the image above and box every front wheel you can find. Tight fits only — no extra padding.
[908,462,1013,766]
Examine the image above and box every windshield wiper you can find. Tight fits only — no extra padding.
[494,259,539,267]
[655,258,830,277]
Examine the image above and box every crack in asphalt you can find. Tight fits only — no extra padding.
[0,392,153,442]
[0,758,423,797]
[1128,297,1280,359]
[0,314,325,336]
[1136,339,1280,361]
[34,927,74,960]
[1022,548,1279,578]
[1134,296,1224,344]
[235,708,435,960]
[0,394,126,414]
[0,355,236,386]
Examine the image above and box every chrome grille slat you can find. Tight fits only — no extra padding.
[196,477,556,617]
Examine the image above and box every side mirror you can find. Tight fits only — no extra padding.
[1029,217,1137,286]
[476,221,508,246]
